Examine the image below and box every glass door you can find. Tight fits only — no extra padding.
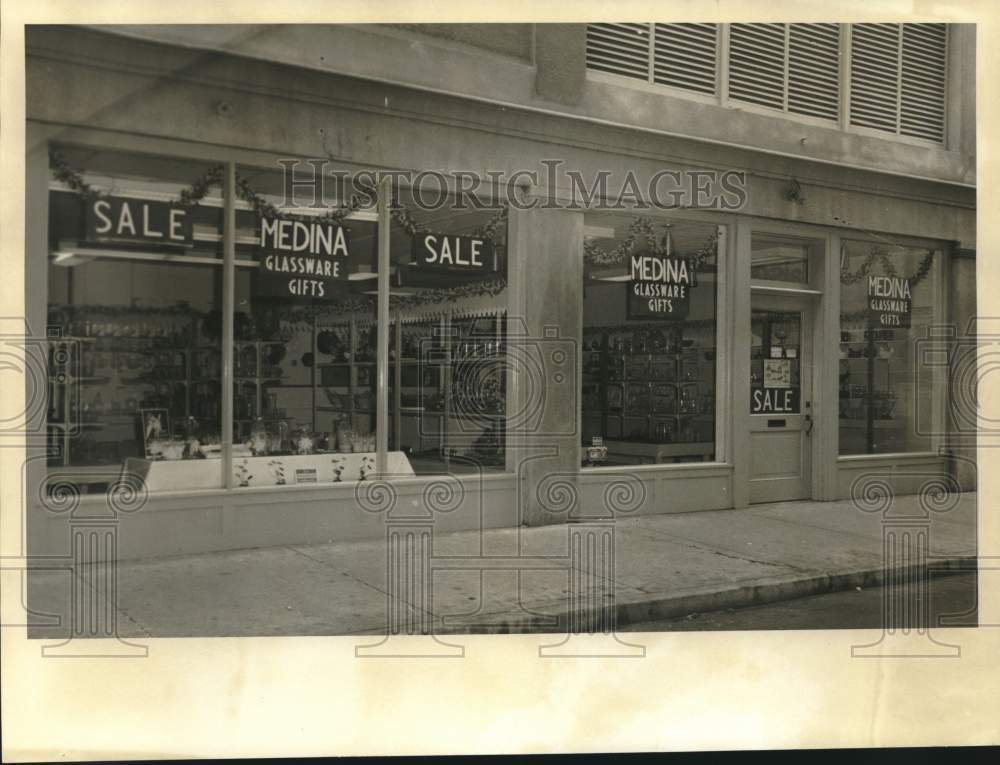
[748,296,813,503]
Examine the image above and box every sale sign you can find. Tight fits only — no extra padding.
[411,233,497,275]
[85,196,193,246]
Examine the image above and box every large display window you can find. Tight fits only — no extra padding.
[838,239,941,455]
[47,149,225,492]
[580,213,721,466]
[44,150,510,495]
[386,187,508,474]
[229,171,509,481]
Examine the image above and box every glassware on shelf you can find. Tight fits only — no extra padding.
[250,417,269,456]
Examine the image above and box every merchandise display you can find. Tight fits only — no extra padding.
[838,324,907,453]
[318,313,507,470]
[582,322,715,463]
[46,305,223,471]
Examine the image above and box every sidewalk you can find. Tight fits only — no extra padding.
[26,493,977,638]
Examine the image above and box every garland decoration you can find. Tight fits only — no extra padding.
[49,151,370,221]
[840,244,935,287]
[389,201,508,241]
[178,165,225,208]
[49,153,509,317]
[50,151,225,209]
[50,151,100,200]
[233,175,373,225]
[386,197,509,311]
[583,216,718,270]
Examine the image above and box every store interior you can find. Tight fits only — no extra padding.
[46,150,509,492]
[581,213,719,466]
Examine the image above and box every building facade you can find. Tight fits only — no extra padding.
[25,23,977,559]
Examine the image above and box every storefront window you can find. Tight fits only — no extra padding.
[751,234,810,284]
[45,153,510,494]
[581,214,720,466]
[388,187,508,474]
[229,171,509,485]
[46,148,224,493]
[232,164,381,486]
[839,239,939,455]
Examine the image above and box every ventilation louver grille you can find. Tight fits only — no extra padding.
[585,23,650,81]
[850,23,947,142]
[788,23,841,121]
[585,23,948,144]
[653,23,718,95]
[728,23,786,110]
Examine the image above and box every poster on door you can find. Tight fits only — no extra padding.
[751,358,799,414]
[763,358,791,388]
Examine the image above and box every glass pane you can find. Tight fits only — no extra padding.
[751,235,809,283]
[46,149,224,494]
[839,240,937,455]
[388,187,508,475]
[233,164,379,486]
[750,310,802,414]
[581,214,719,466]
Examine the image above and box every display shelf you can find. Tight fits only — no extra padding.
[838,320,911,453]
[47,311,225,468]
[50,307,508,476]
[582,324,715,451]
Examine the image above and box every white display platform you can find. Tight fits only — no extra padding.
[122,451,414,491]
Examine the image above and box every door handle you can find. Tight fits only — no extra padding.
[804,413,813,436]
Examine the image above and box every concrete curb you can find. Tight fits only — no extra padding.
[432,555,977,634]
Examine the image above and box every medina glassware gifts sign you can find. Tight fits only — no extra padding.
[626,251,695,320]
[255,215,354,300]
[867,274,913,329]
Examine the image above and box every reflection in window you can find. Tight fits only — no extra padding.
[751,235,810,284]
[233,164,381,484]
[232,174,509,481]
[581,214,719,466]
[388,188,508,474]
[839,240,938,454]
[46,149,224,494]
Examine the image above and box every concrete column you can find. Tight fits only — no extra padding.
[506,206,583,527]
[730,218,753,508]
[948,248,976,491]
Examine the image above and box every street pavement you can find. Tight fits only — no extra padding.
[620,571,978,631]
[25,492,977,638]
